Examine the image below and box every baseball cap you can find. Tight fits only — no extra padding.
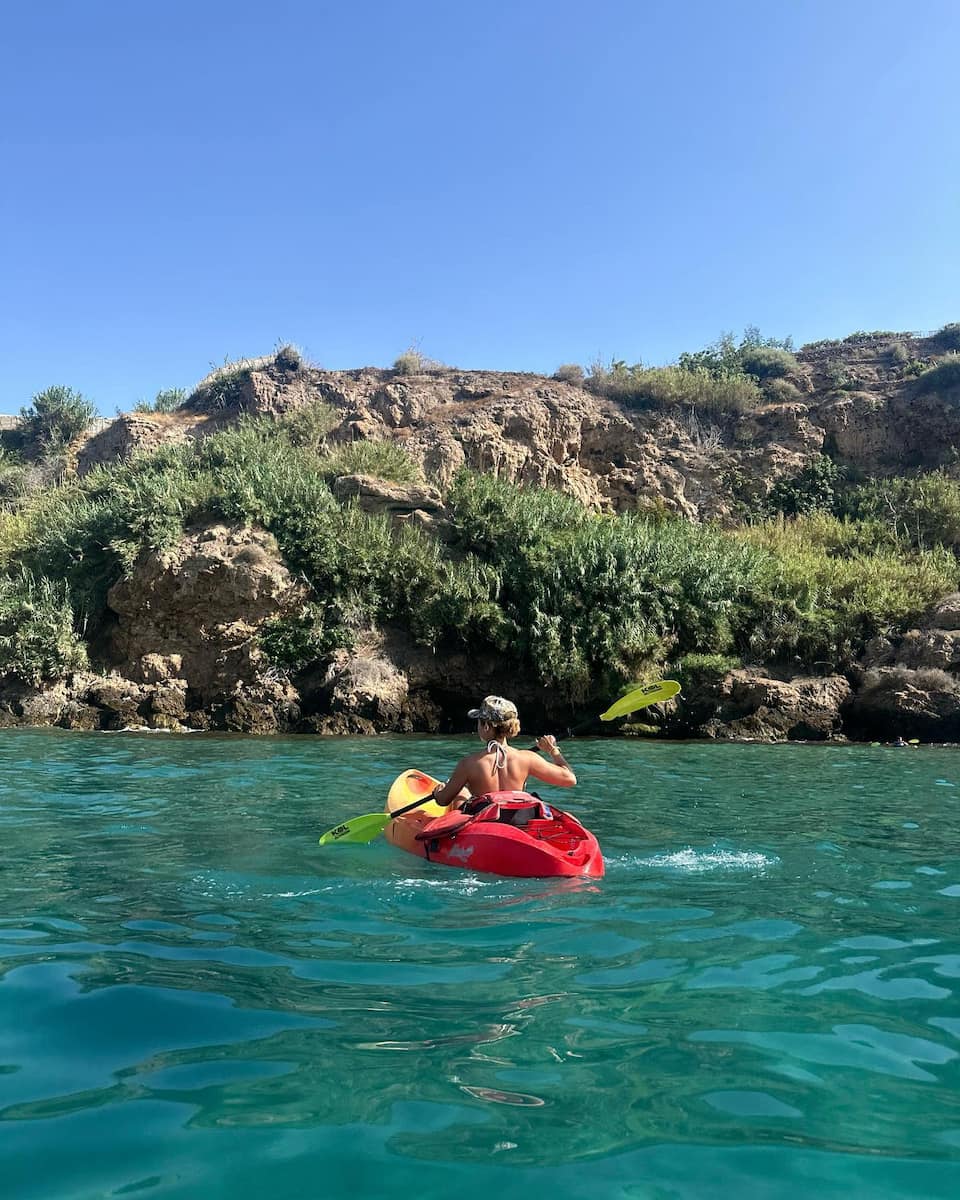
[467,696,519,722]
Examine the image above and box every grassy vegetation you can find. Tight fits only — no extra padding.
[0,410,955,692]
[0,570,88,684]
[587,362,762,414]
[844,471,960,552]
[586,329,801,415]
[315,440,422,484]
[133,388,187,414]
[736,515,955,665]
[916,354,960,396]
[5,323,960,696]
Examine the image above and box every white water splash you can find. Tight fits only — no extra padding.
[620,847,779,873]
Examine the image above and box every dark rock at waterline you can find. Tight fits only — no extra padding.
[667,669,852,743]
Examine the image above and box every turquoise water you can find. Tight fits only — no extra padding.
[1,731,959,1199]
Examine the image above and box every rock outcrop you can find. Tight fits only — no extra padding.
[73,331,960,523]
[106,523,307,705]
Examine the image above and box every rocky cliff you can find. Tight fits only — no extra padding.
[5,329,960,741]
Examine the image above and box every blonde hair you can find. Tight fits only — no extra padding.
[481,716,521,740]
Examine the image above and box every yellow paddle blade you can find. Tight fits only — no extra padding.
[319,813,391,845]
[599,680,681,722]
[320,770,444,846]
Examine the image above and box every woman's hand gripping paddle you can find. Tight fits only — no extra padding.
[319,771,439,845]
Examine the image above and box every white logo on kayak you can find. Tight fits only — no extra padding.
[446,844,475,862]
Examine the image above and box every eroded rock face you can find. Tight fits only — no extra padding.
[76,413,200,477]
[306,650,443,735]
[72,329,960,524]
[847,668,960,741]
[682,669,852,742]
[107,523,307,704]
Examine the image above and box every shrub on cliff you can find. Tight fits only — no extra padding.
[677,652,740,684]
[445,471,767,693]
[766,455,845,517]
[281,400,339,452]
[259,603,352,672]
[0,570,88,684]
[587,362,761,415]
[678,328,795,375]
[931,323,960,353]
[738,345,799,381]
[553,364,585,385]
[133,388,187,414]
[316,440,422,484]
[739,515,956,664]
[19,386,97,454]
[844,471,960,552]
[915,355,960,396]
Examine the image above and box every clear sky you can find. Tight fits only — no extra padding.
[2,0,958,415]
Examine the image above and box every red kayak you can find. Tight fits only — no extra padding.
[384,770,604,879]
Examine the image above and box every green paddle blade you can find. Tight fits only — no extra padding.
[318,813,391,845]
[599,680,681,722]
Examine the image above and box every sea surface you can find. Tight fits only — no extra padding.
[1,730,959,1199]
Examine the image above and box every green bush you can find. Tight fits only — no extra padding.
[766,455,845,517]
[844,471,960,551]
[316,440,422,484]
[445,472,768,694]
[0,570,88,684]
[738,516,956,664]
[259,603,353,671]
[281,400,339,452]
[931,323,960,353]
[678,328,794,376]
[273,343,304,372]
[588,363,761,415]
[134,388,187,414]
[677,652,740,684]
[738,345,799,381]
[19,386,97,454]
[762,378,802,404]
[916,355,960,396]
[0,449,27,505]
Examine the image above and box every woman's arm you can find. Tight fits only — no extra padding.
[431,761,472,807]
[525,736,577,787]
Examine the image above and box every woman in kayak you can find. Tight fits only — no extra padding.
[430,695,576,808]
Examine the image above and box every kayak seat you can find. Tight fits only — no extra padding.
[493,803,542,828]
[468,792,552,828]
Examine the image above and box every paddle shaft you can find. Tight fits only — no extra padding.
[391,791,439,819]
[319,786,439,845]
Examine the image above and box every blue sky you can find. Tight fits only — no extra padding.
[2,0,958,415]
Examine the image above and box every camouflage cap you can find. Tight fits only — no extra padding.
[467,695,519,722]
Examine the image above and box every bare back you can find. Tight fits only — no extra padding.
[435,741,576,807]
